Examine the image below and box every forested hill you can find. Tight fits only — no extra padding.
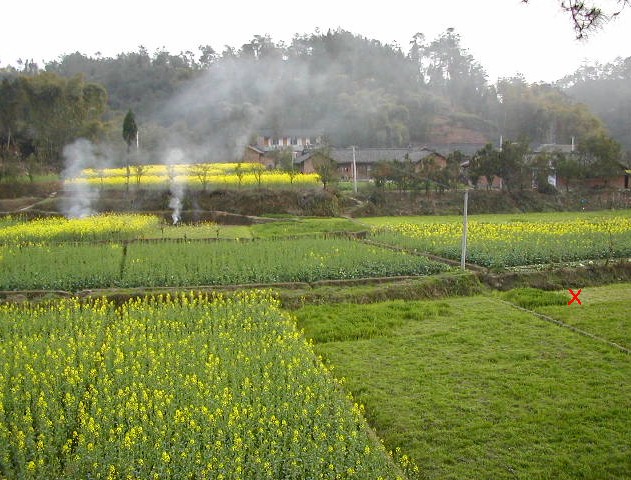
[1,28,628,170]
[557,57,631,150]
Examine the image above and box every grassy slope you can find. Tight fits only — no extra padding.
[293,293,631,479]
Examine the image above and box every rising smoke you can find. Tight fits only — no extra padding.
[60,44,377,221]
[61,138,105,218]
[163,148,185,224]
[147,57,294,222]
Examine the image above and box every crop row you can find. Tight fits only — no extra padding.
[0,237,448,291]
[0,214,159,245]
[67,162,320,188]
[372,216,631,268]
[0,292,398,479]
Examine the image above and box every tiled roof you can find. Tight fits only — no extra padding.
[295,146,449,165]
[425,143,489,156]
[258,128,323,137]
[247,145,265,154]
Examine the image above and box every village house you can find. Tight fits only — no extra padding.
[529,143,630,190]
[294,146,450,180]
[241,133,629,190]
[255,129,324,153]
[241,145,275,168]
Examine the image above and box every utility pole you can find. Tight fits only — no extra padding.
[461,189,469,270]
[460,160,470,270]
[352,145,358,193]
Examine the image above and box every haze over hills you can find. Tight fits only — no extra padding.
[1,28,630,169]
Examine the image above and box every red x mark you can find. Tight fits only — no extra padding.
[568,288,582,306]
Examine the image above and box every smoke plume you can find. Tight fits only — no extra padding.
[61,139,104,218]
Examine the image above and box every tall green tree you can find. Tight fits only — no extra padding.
[498,139,530,190]
[122,110,138,153]
[122,109,138,191]
[496,78,605,145]
[470,144,500,189]
[311,148,338,190]
[553,153,582,192]
[419,28,491,115]
[0,72,107,170]
[578,133,623,186]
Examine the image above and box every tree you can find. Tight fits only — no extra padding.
[578,132,622,186]
[498,139,530,190]
[553,153,582,192]
[389,159,417,192]
[251,162,265,188]
[198,45,217,69]
[418,28,490,115]
[311,149,338,190]
[371,160,394,189]
[274,148,297,184]
[0,143,22,183]
[446,150,467,188]
[496,78,605,145]
[234,162,245,188]
[0,73,107,170]
[531,153,556,192]
[122,110,138,153]
[416,156,441,196]
[470,144,500,189]
[133,163,146,186]
[190,163,214,191]
[122,109,138,191]
[560,57,631,151]
[0,78,24,150]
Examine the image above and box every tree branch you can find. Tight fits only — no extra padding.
[522,0,630,39]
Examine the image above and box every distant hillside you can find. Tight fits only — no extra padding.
[1,29,622,173]
[559,57,631,152]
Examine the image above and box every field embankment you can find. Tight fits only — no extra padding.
[3,181,631,218]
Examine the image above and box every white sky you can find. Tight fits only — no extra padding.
[2,0,630,83]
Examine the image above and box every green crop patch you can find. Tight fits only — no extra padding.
[534,283,631,351]
[501,287,568,308]
[296,293,631,479]
[295,300,452,343]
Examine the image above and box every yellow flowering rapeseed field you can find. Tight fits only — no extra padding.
[0,214,158,244]
[66,163,320,188]
[373,216,631,267]
[0,292,400,479]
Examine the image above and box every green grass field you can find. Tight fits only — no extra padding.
[533,283,631,351]
[294,287,631,479]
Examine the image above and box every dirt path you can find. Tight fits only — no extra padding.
[15,191,58,212]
